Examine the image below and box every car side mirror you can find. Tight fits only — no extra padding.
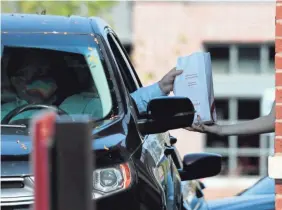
[178,153,222,181]
[137,96,195,135]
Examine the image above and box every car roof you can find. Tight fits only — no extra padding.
[1,13,109,36]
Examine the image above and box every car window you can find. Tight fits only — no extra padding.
[106,32,146,119]
[1,33,114,124]
[111,33,143,88]
[107,32,141,92]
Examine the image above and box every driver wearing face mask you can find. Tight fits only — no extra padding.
[2,51,182,123]
[1,53,58,122]
[1,52,106,123]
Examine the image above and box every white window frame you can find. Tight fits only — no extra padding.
[204,43,275,178]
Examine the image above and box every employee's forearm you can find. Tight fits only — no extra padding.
[220,115,275,136]
[131,82,166,113]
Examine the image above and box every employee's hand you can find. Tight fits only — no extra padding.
[185,115,222,135]
[158,67,183,95]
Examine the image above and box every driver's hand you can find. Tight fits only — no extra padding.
[158,67,183,95]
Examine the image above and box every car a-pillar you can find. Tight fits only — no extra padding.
[269,2,282,210]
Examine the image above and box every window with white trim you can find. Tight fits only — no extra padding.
[204,43,275,177]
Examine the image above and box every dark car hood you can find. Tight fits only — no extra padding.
[1,134,32,156]
[1,117,128,177]
[208,194,275,210]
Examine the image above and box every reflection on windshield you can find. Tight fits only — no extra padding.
[86,47,112,117]
[1,38,112,125]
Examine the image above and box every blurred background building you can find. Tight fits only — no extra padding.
[1,0,276,200]
[113,1,276,199]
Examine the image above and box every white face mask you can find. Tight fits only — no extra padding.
[25,79,58,99]
[10,63,57,103]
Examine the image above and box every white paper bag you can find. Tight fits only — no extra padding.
[173,52,217,124]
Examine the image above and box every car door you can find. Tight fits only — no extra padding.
[104,29,179,210]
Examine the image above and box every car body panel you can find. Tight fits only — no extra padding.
[1,13,92,34]
[208,176,275,210]
[208,194,275,210]
[238,176,275,196]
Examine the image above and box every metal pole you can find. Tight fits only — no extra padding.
[50,115,94,210]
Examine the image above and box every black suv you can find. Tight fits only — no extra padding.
[1,13,221,210]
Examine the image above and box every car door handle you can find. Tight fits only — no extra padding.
[196,188,204,198]
[198,181,205,190]
[165,146,183,169]
[195,181,204,198]
[164,146,174,156]
[169,136,177,145]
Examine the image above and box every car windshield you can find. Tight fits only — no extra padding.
[1,32,113,125]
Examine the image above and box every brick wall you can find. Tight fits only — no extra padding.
[275,1,282,210]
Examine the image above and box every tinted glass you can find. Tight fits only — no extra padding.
[1,33,113,124]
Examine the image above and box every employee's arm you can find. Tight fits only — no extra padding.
[186,101,275,136]
[220,101,275,135]
[131,82,166,113]
[130,68,183,113]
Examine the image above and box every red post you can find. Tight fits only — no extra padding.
[273,1,282,210]
[30,111,56,210]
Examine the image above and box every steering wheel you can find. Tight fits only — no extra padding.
[1,104,68,124]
